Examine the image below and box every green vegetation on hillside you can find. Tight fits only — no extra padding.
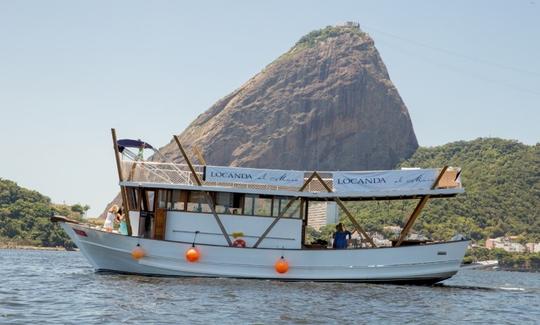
[274,24,366,65]
[0,178,85,248]
[339,138,539,242]
[294,24,364,49]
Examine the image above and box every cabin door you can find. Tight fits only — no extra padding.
[139,189,156,238]
[153,189,169,240]
[154,208,166,240]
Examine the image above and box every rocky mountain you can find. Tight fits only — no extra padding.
[101,23,418,218]
[158,23,418,170]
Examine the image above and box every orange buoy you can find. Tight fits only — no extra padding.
[131,245,145,260]
[185,247,200,262]
[275,257,289,274]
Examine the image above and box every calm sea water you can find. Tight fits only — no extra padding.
[0,250,539,324]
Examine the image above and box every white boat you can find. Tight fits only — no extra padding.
[54,129,469,284]
[461,260,499,270]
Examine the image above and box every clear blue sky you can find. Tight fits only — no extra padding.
[0,0,538,217]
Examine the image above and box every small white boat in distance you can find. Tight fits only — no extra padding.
[461,260,499,270]
[54,129,468,284]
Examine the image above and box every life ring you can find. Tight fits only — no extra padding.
[232,238,246,248]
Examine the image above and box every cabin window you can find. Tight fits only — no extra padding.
[141,190,155,212]
[126,187,139,211]
[273,197,301,218]
[254,195,273,217]
[287,199,301,218]
[157,189,168,209]
[273,196,286,217]
[243,194,256,215]
[215,192,243,214]
[187,191,211,213]
[162,189,300,218]
[170,190,187,211]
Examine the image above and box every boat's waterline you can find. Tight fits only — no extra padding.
[61,222,469,284]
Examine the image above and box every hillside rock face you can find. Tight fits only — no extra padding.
[161,24,419,171]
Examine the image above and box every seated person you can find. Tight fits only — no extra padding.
[332,223,352,249]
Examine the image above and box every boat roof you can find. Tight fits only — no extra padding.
[120,180,463,200]
[119,163,464,200]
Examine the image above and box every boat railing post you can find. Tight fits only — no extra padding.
[173,135,233,246]
[111,128,132,236]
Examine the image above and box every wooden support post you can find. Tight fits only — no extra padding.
[193,146,207,165]
[312,172,376,248]
[394,196,430,247]
[253,172,318,248]
[394,166,449,247]
[173,135,232,246]
[335,199,376,248]
[301,198,308,247]
[111,128,132,236]
[430,166,449,190]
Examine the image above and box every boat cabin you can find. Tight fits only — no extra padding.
[113,136,464,250]
[125,187,305,249]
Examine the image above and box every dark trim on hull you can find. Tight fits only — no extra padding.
[95,269,456,286]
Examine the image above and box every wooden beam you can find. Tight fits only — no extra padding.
[312,172,376,248]
[174,136,203,186]
[253,172,318,248]
[394,166,449,247]
[301,198,307,247]
[431,166,449,190]
[193,146,207,165]
[394,196,430,247]
[334,198,376,248]
[173,135,232,246]
[111,128,132,236]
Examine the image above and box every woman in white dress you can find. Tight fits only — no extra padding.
[103,205,119,232]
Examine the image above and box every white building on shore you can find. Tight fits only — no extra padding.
[307,202,339,230]
[485,237,540,253]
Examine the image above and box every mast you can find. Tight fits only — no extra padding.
[111,128,132,236]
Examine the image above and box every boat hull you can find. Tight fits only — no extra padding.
[60,222,468,284]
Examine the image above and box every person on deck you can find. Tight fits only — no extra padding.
[116,208,128,235]
[332,223,352,249]
[104,205,119,232]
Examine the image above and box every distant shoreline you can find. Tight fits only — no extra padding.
[0,244,77,251]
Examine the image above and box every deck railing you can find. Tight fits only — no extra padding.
[121,161,334,192]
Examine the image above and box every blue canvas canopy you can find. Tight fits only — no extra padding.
[117,139,154,152]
